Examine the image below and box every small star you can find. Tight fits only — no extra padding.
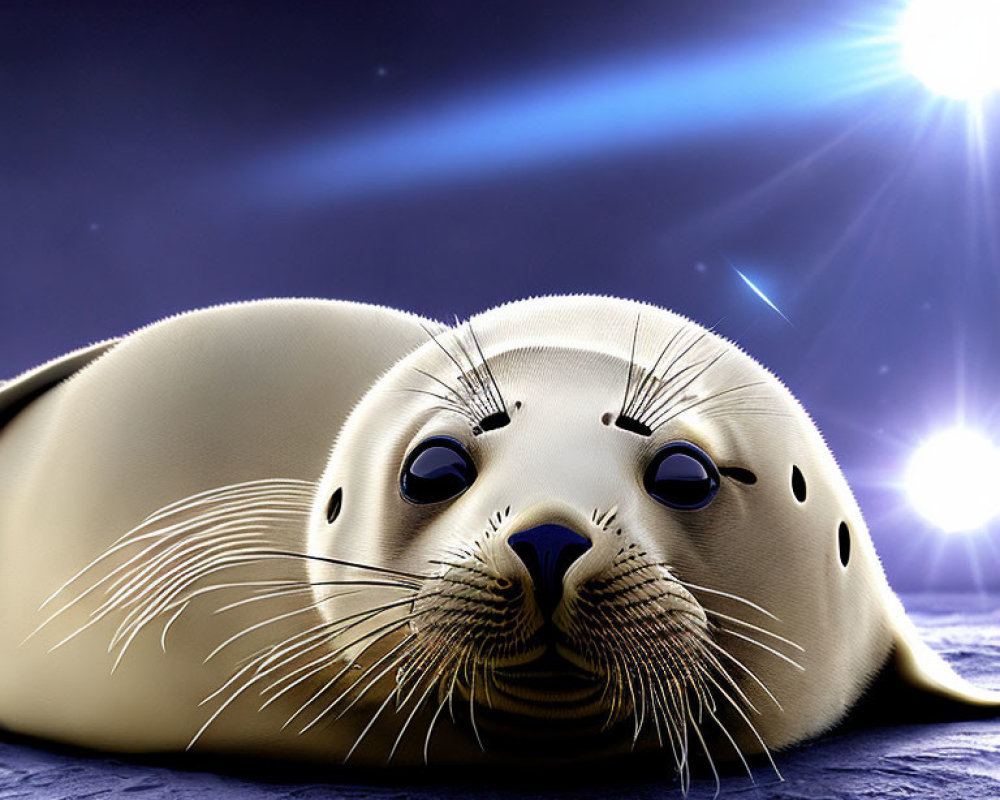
[376,66,388,78]
[89,223,100,232]
[694,262,707,274]
[877,364,890,376]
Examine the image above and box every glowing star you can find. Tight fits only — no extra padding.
[906,428,1000,532]
[729,264,792,324]
[899,0,1000,100]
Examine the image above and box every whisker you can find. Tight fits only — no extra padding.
[397,388,478,426]
[625,326,685,420]
[715,628,805,672]
[268,611,425,724]
[388,675,440,763]
[706,705,754,787]
[701,609,804,653]
[212,578,415,614]
[641,352,727,430]
[699,637,782,712]
[647,380,769,431]
[159,600,189,652]
[451,319,498,417]
[419,324,493,422]
[635,350,713,422]
[303,635,417,735]
[467,655,485,753]
[251,550,430,582]
[702,665,783,782]
[685,689,721,799]
[192,616,414,750]
[675,580,779,621]
[467,318,507,416]
[37,479,313,609]
[618,312,641,420]
[203,594,346,663]
[262,615,417,712]
[342,675,405,763]
[631,331,712,424]
[423,671,458,764]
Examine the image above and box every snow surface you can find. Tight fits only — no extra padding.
[0,594,997,800]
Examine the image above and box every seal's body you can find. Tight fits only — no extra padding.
[0,296,995,776]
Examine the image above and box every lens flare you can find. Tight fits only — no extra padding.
[905,428,1000,533]
[899,0,1000,100]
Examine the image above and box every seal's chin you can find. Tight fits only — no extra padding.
[488,647,606,719]
[454,623,617,734]
[455,645,639,757]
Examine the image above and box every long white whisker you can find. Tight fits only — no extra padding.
[676,581,779,621]
[388,676,440,762]
[716,628,805,672]
[423,671,457,765]
[159,600,189,652]
[702,609,804,652]
[36,479,313,611]
[700,636,783,712]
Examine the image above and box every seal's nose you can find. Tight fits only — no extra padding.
[508,524,592,618]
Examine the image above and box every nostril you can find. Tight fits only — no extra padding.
[508,524,592,618]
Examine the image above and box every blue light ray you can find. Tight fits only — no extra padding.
[251,33,901,202]
[729,263,792,325]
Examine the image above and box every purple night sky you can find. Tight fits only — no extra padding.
[2,0,999,590]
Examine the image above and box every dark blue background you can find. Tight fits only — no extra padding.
[2,0,999,590]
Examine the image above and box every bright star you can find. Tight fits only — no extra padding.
[899,0,1000,100]
[906,428,1000,533]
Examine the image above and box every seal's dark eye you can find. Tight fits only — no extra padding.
[400,436,477,504]
[643,442,720,510]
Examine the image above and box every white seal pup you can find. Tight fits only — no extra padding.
[0,296,995,783]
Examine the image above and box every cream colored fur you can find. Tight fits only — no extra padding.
[0,295,994,769]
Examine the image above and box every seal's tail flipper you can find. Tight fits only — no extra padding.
[873,598,1000,721]
[892,610,1000,706]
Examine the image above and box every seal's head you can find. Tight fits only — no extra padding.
[307,295,998,772]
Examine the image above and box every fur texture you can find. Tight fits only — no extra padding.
[0,296,994,784]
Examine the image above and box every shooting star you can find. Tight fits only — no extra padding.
[729,263,793,325]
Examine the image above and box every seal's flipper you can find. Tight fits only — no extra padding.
[889,602,1000,711]
[850,595,1000,726]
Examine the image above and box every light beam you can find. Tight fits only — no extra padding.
[250,34,896,202]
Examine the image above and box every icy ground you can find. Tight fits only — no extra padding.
[1,594,997,800]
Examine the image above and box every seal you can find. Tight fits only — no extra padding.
[0,295,996,784]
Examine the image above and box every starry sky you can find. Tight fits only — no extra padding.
[2,0,999,589]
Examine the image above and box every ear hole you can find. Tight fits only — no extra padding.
[838,521,851,567]
[327,488,343,524]
[791,465,807,502]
